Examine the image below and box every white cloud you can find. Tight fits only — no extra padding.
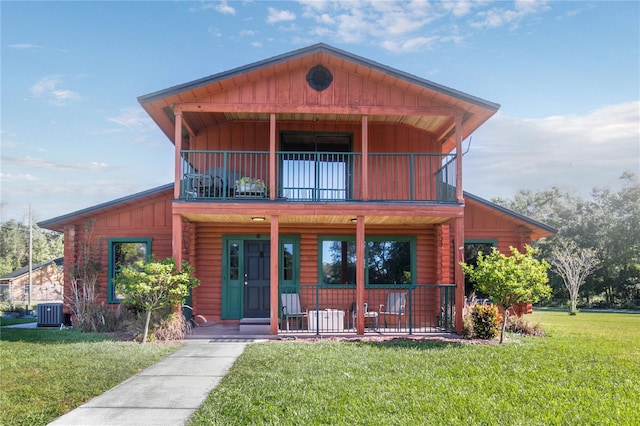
[107,106,154,130]
[1,155,115,172]
[8,43,42,50]
[194,0,235,15]
[29,75,80,106]
[0,139,20,148]
[0,172,38,182]
[215,0,236,15]
[297,0,551,52]
[266,7,296,24]
[470,0,550,29]
[464,102,640,199]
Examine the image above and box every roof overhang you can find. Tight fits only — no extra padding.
[464,192,557,240]
[138,43,499,153]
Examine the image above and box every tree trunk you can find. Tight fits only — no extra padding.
[499,307,508,344]
[142,310,151,344]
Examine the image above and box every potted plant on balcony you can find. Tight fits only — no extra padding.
[235,176,267,196]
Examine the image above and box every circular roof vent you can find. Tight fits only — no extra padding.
[306,65,333,91]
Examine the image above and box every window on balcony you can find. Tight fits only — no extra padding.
[280,132,352,200]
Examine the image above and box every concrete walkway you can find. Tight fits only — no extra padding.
[48,339,254,426]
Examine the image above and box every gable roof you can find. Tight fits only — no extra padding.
[464,192,557,239]
[139,43,499,110]
[39,184,555,240]
[37,184,174,232]
[138,43,500,152]
[0,257,63,281]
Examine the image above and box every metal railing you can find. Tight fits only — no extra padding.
[279,284,456,335]
[179,150,457,202]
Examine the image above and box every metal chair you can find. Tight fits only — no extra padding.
[281,293,307,331]
[379,292,406,330]
[351,302,379,331]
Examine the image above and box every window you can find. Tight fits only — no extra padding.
[319,237,414,286]
[367,240,412,285]
[281,132,352,200]
[107,238,151,303]
[321,239,356,285]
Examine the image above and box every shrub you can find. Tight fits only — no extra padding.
[462,296,477,338]
[471,304,500,339]
[506,315,545,337]
[152,312,188,341]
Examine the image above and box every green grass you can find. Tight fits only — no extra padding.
[0,317,37,327]
[0,328,180,426]
[191,311,640,425]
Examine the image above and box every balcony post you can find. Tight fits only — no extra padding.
[361,116,369,201]
[355,215,365,335]
[455,115,463,203]
[269,113,276,201]
[270,215,280,334]
[172,214,183,268]
[453,217,464,334]
[174,111,183,199]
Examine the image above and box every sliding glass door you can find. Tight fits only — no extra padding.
[280,132,352,201]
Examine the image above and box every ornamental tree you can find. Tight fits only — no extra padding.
[114,257,200,343]
[549,239,601,315]
[461,245,551,343]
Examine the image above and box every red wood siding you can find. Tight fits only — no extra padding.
[61,192,173,309]
[465,201,532,251]
[189,224,444,320]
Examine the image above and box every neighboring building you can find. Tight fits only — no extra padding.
[0,258,64,305]
[39,44,554,335]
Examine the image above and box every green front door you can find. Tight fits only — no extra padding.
[222,236,299,320]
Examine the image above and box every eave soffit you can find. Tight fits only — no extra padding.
[139,43,500,145]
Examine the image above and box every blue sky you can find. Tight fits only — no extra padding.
[1,0,638,224]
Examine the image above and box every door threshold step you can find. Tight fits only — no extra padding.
[239,318,271,333]
[240,318,270,325]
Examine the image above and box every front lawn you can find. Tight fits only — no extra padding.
[0,329,180,426]
[191,311,640,425]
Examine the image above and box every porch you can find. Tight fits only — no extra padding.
[186,283,455,338]
[278,284,456,335]
[179,150,457,203]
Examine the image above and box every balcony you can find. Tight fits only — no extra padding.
[179,150,457,203]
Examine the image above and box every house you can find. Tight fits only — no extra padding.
[39,44,554,335]
[0,257,64,305]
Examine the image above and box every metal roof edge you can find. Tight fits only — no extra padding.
[38,183,174,230]
[137,43,500,112]
[464,191,558,235]
[0,257,64,280]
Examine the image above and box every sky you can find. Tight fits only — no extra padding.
[1,0,639,225]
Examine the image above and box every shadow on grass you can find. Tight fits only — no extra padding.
[0,328,114,344]
[334,336,469,351]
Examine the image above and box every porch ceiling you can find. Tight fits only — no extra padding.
[183,111,449,136]
[180,212,453,226]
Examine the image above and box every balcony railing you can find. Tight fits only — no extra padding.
[279,284,456,334]
[179,150,457,202]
